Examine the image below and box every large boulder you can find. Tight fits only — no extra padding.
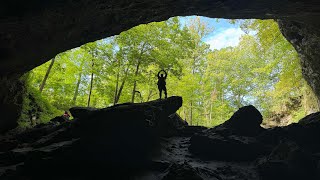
[189,105,267,161]
[222,105,264,136]
[74,96,183,171]
[298,112,320,125]
[258,111,320,153]
[69,107,99,119]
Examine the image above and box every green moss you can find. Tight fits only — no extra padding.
[293,109,307,123]
[19,74,62,126]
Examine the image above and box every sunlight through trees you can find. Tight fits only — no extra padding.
[21,17,319,127]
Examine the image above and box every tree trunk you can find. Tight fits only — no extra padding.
[236,92,242,108]
[114,72,119,105]
[147,89,154,101]
[190,101,193,125]
[131,42,147,103]
[39,58,55,92]
[115,79,125,104]
[114,65,130,104]
[87,60,94,107]
[131,60,141,103]
[72,72,82,105]
[209,102,212,122]
[113,59,120,105]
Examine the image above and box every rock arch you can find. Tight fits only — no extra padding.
[1,0,320,132]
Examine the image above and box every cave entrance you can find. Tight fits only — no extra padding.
[21,16,319,129]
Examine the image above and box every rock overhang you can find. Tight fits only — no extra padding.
[1,0,320,76]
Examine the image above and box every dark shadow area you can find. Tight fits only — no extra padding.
[0,97,319,179]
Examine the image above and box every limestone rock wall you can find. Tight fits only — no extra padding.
[278,20,320,103]
[0,76,23,133]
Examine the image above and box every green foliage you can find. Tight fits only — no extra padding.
[25,17,319,128]
[19,74,62,127]
[238,19,319,125]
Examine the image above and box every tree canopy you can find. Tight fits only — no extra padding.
[21,17,319,127]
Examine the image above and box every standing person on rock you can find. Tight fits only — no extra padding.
[157,69,168,99]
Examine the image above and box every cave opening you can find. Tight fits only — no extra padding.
[2,1,320,179]
[20,16,319,129]
[1,0,320,135]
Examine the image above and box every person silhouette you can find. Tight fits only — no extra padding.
[157,70,167,99]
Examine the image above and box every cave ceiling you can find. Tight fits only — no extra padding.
[1,0,320,76]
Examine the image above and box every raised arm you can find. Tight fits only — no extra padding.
[163,70,167,79]
[157,71,161,78]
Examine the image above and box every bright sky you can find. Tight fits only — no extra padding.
[179,16,246,50]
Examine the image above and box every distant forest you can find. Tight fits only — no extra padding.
[20,17,320,128]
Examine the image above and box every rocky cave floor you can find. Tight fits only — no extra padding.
[0,96,319,180]
[144,135,259,180]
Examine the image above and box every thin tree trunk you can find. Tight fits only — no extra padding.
[209,102,212,122]
[190,101,193,125]
[204,104,209,127]
[221,93,224,122]
[39,58,55,92]
[303,86,308,114]
[147,90,154,101]
[236,91,242,108]
[113,59,120,105]
[73,61,84,105]
[87,60,94,107]
[115,79,126,104]
[146,71,153,101]
[114,65,130,104]
[189,55,196,126]
[131,42,147,103]
[131,61,141,103]
[72,72,82,105]
[114,72,119,105]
